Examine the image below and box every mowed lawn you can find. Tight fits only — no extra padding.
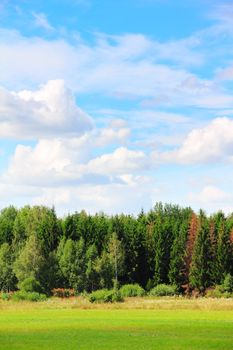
[0,299,233,350]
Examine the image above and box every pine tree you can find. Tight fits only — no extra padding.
[182,212,199,292]
[168,222,188,289]
[215,214,232,283]
[189,211,212,292]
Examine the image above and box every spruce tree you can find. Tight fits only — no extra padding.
[189,211,212,292]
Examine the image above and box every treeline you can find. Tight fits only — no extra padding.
[0,203,232,295]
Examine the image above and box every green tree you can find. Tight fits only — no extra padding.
[13,235,45,289]
[215,213,232,283]
[96,233,125,289]
[85,244,98,292]
[169,222,188,289]
[0,243,16,291]
[12,206,31,252]
[58,238,86,292]
[0,206,17,244]
[189,211,212,292]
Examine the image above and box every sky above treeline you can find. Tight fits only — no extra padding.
[1,0,233,215]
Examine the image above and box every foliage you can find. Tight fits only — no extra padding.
[205,285,232,298]
[189,211,212,292]
[0,203,232,295]
[0,292,11,301]
[13,235,46,290]
[52,288,75,298]
[18,277,41,293]
[0,243,16,291]
[0,206,18,245]
[88,289,123,303]
[222,274,233,293]
[149,284,178,297]
[12,291,47,302]
[119,284,145,297]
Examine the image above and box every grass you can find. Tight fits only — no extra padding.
[0,298,233,349]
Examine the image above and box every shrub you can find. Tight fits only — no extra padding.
[223,274,233,293]
[1,292,11,301]
[149,284,178,297]
[51,288,75,298]
[89,289,123,303]
[120,284,145,297]
[19,277,41,293]
[205,285,232,298]
[12,291,47,302]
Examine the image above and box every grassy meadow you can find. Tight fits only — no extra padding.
[0,298,233,350]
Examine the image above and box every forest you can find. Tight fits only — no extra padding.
[0,203,232,296]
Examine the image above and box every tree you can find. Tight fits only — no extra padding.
[0,206,17,245]
[0,243,16,291]
[13,235,45,288]
[153,204,174,285]
[96,233,125,289]
[85,244,98,292]
[182,212,199,291]
[108,232,125,288]
[169,222,189,289]
[189,211,212,292]
[12,206,31,253]
[215,213,232,283]
[58,238,86,292]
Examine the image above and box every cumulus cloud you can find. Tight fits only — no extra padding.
[3,136,148,188]
[94,125,130,146]
[87,147,148,176]
[0,79,93,139]
[153,117,233,164]
[1,138,152,214]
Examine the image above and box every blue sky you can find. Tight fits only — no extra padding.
[0,0,233,215]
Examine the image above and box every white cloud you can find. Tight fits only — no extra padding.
[30,178,154,215]
[0,28,232,110]
[3,136,148,188]
[0,29,207,102]
[0,79,93,139]
[153,117,233,164]
[189,185,231,204]
[1,139,153,214]
[32,12,54,32]
[87,147,148,176]
[4,137,90,186]
[94,126,130,147]
[187,184,233,214]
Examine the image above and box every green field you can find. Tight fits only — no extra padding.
[0,299,233,350]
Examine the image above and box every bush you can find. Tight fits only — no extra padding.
[120,284,145,297]
[12,291,47,302]
[223,274,233,293]
[51,288,75,298]
[19,277,41,293]
[0,292,11,301]
[89,289,123,303]
[205,285,232,298]
[149,284,178,297]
